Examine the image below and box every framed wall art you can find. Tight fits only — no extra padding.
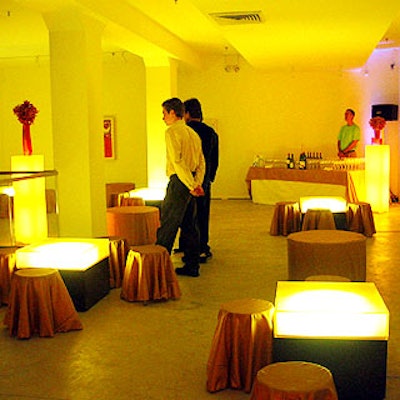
[103,116,115,159]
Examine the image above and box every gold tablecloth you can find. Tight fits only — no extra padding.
[4,268,82,339]
[245,167,358,203]
[250,361,338,400]
[108,237,129,288]
[0,247,17,305]
[106,182,135,207]
[301,209,336,231]
[269,201,302,236]
[117,194,145,207]
[287,230,366,281]
[347,202,376,237]
[121,245,181,302]
[207,298,275,393]
[106,206,160,246]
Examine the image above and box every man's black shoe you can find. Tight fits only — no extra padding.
[199,251,212,263]
[175,266,200,277]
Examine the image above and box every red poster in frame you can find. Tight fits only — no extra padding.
[103,116,115,159]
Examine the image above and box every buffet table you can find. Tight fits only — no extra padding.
[245,167,364,205]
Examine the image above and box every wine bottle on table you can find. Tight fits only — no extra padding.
[299,152,306,170]
[289,154,295,169]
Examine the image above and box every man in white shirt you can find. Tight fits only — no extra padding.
[156,97,205,277]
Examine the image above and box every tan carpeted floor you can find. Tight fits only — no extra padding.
[0,199,399,399]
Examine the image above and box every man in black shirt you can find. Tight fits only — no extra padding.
[180,98,219,262]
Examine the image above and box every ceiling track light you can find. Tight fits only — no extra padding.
[224,52,240,73]
[224,65,240,73]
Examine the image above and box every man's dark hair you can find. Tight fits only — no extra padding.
[184,98,203,120]
[162,98,184,118]
[346,108,355,116]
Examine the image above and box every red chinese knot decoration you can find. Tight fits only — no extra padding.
[13,100,39,155]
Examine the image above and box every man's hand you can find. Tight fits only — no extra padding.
[190,185,205,197]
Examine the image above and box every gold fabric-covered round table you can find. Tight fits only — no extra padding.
[108,237,129,288]
[250,361,338,400]
[206,298,275,393]
[118,194,145,207]
[301,209,336,231]
[106,206,160,246]
[269,201,301,236]
[4,268,82,339]
[347,202,376,237]
[121,245,181,303]
[0,247,17,305]
[287,230,366,281]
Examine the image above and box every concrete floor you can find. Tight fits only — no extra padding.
[0,199,399,399]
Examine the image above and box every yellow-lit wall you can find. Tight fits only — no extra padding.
[102,52,148,187]
[0,59,54,170]
[178,56,365,198]
[177,50,399,199]
[0,48,399,207]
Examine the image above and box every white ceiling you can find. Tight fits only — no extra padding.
[2,0,400,70]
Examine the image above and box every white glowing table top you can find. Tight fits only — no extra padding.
[274,281,389,340]
[16,238,110,271]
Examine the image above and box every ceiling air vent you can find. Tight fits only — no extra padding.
[210,11,264,25]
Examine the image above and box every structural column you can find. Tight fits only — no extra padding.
[44,8,106,237]
[145,58,178,189]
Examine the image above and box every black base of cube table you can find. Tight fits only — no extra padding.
[59,257,110,311]
[273,337,387,400]
[333,212,348,230]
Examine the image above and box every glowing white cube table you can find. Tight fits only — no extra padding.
[16,238,110,311]
[273,281,389,400]
[300,196,348,230]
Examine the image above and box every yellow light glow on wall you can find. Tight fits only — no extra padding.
[274,281,389,340]
[16,238,110,271]
[300,196,347,213]
[11,155,48,245]
[365,145,390,213]
[129,187,166,200]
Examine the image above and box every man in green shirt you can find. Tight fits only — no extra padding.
[337,108,360,158]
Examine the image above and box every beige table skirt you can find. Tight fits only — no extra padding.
[287,230,366,281]
[245,167,359,203]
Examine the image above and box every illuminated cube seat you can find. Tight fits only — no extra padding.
[16,238,110,311]
[273,281,389,400]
